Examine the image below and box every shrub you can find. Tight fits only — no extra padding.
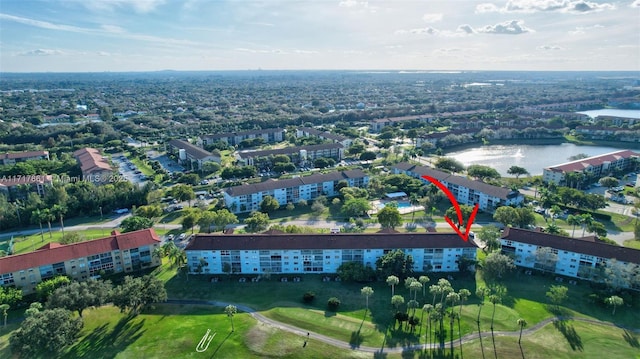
[327,297,341,311]
[303,291,316,304]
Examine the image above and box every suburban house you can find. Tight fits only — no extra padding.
[1,150,50,165]
[542,150,639,185]
[393,162,523,212]
[369,114,436,133]
[223,169,369,213]
[235,143,344,168]
[185,231,477,275]
[0,175,53,199]
[73,148,113,184]
[0,228,162,294]
[296,127,353,148]
[199,128,285,147]
[500,227,640,287]
[167,139,221,169]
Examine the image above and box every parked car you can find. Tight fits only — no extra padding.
[178,233,186,240]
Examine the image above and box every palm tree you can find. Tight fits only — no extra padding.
[550,205,562,223]
[42,208,55,239]
[476,287,488,359]
[407,299,420,331]
[567,214,581,237]
[361,286,374,313]
[51,204,67,238]
[224,304,237,332]
[0,304,9,327]
[489,294,502,359]
[410,281,423,302]
[409,193,420,223]
[581,213,593,237]
[517,318,527,344]
[422,304,433,353]
[419,275,430,298]
[448,310,458,358]
[387,275,399,297]
[31,209,45,242]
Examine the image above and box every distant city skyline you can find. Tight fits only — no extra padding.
[1,0,639,73]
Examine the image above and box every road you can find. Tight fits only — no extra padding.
[165,299,639,354]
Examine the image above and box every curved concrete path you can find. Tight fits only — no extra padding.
[166,299,639,354]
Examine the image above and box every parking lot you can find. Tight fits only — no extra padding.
[111,154,148,186]
[147,150,184,175]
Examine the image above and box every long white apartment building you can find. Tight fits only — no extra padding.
[185,232,478,275]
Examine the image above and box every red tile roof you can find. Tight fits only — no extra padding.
[0,228,160,274]
[1,150,49,160]
[545,150,639,173]
[73,148,112,174]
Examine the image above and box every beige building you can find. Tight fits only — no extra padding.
[73,147,113,184]
[1,150,50,165]
[0,228,162,294]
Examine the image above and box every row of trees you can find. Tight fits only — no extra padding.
[9,275,167,357]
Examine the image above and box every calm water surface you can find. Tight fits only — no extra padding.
[446,143,632,176]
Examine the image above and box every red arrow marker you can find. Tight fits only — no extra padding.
[421,175,479,242]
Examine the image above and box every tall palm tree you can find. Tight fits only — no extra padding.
[476,287,488,359]
[42,208,55,239]
[581,213,593,237]
[0,304,9,327]
[31,209,45,242]
[419,275,430,298]
[225,304,237,332]
[567,214,581,237]
[51,204,67,238]
[489,294,502,359]
[409,193,420,223]
[517,318,527,344]
[361,286,374,313]
[448,310,458,358]
[387,275,399,297]
[422,304,433,353]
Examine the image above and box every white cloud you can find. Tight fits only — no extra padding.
[569,24,604,35]
[410,27,439,35]
[476,0,615,14]
[422,13,443,23]
[457,24,475,34]
[477,20,533,35]
[538,45,563,50]
[632,0,640,7]
[338,0,368,8]
[74,0,166,14]
[0,13,89,33]
[101,25,125,33]
[17,49,63,56]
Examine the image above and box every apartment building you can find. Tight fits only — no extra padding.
[296,127,353,148]
[236,143,344,168]
[73,148,113,184]
[393,162,523,211]
[223,169,368,213]
[199,128,285,147]
[1,150,50,166]
[0,228,162,294]
[167,139,221,168]
[500,227,640,284]
[542,150,639,185]
[185,231,477,275]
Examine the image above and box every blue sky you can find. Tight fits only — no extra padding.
[1,0,639,72]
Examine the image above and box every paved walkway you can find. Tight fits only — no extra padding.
[165,299,640,354]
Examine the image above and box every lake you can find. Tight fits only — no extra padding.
[445,143,632,176]
[577,109,640,119]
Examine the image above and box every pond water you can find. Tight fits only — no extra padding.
[445,143,631,176]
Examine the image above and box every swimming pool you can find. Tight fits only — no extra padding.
[377,201,411,209]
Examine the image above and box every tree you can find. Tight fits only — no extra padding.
[445,204,475,228]
[377,205,402,229]
[587,220,608,238]
[171,184,196,207]
[419,275,430,297]
[567,214,582,237]
[517,318,527,344]
[225,304,238,332]
[260,195,280,213]
[467,164,501,181]
[580,213,594,237]
[0,304,9,327]
[478,224,501,252]
[111,275,167,315]
[9,308,83,357]
[336,261,375,282]
[0,286,22,307]
[599,176,619,190]
[493,206,535,229]
[545,285,568,309]
[35,276,71,301]
[211,209,238,232]
[47,279,112,317]
[31,208,46,242]
[361,286,374,311]
[475,287,488,359]
[181,208,201,234]
[391,295,405,312]
[327,297,341,311]
[605,295,624,315]
[135,204,163,219]
[120,216,154,232]
[198,211,216,233]
[532,246,558,274]
[51,204,67,237]
[435,157,465,173]
[507,166,529,179]
[244,211,270,232]
[482,252,515,280]
[387,275,400,297]
[341,197,371,218]
[375,249,414,280]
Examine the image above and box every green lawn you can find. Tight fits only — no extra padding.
[624,239,640,249]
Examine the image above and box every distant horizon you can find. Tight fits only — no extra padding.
[1,69,639,75]
[1,1,638,73]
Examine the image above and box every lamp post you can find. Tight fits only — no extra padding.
[99,206,103,220]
